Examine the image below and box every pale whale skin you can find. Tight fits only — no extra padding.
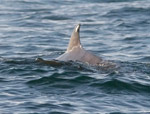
[56,24,104,66]
[56,46,103,66]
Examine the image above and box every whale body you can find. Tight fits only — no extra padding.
[37,24,115,68]
[56,24,104,66]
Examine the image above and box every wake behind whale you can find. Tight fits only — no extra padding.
[37,24,116,69]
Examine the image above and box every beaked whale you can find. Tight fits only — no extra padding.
[37,24,115,67]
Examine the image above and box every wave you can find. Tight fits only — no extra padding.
[90,78,150,93]
[85,0,138,3]
[105,6,150,17]
[27,69,150,94]
[1,57,150,94]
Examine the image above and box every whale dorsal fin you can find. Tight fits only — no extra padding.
[67,24,81,52]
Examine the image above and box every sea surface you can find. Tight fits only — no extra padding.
[0,0,150,113]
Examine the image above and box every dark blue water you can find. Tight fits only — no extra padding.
[0,0,150,113]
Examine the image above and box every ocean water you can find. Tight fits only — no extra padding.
[0,0,150,113]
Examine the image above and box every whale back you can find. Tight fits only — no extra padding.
[56,24,105,66]
[57,46,103,65]
[38,24,115,68]
[67,24,81,52]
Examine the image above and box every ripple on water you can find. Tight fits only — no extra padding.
[0,0,150,113]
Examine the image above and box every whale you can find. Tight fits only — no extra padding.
[56,24,104,66]
[37,24,115,67]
